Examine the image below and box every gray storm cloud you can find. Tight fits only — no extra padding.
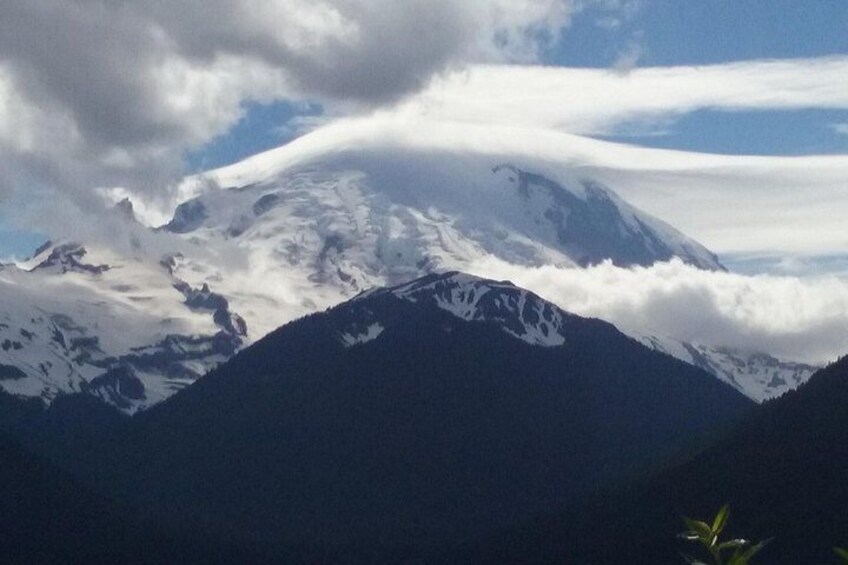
[0,0,573,232]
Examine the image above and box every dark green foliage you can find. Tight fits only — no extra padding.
[0,392,280,564]
[45,287,750,562]
[0,276,761,563]
[463,355,848,564]
[679,505,768,565]
[0,428,278,564]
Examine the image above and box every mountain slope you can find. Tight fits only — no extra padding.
[167,136,722,337]
[468,354,848,564]
[0,430,128,564]
[0,121,812,411]
[636,332,818,401]
[0,419,282,564]
[0,240,243,413]
[160,124,810,403]
[88,272,752,560]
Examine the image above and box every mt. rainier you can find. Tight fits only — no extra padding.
[165,120,722,337]
[0,120,815,409]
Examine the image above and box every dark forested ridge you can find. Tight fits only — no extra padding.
[0,273,761,563]
[0,429,126,564]
[60,274,751,561]
[0,399,281,564]
[463,355,848,564]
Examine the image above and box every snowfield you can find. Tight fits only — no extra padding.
[0,120,819,409]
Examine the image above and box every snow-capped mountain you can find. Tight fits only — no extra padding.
[636,333,818,402]
[0,241,244,413]
[97,271,751,555]
[339,271,573,348]
[159,123,722,344]
[156,125,810,402]
[0,121,813,409]
[340,273,818,402]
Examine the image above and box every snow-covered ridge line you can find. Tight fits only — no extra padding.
[490,165,723,271]
[348,271,819,401]
[351,272,569,347]
[634,332,819,402]
[0,123,814,411]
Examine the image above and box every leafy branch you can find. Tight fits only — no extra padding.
[678,505,768,565]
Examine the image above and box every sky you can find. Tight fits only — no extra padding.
[0,0,847,263]
[2,1,848,365]
[184,0,848,166]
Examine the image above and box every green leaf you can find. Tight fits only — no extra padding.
[683,517,714,540]
[708,533,718,548]
[726,555,749,565]
[712,504,730,534]
[834,547,848,562]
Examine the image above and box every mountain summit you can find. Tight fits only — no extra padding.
[97,271,751,558]
[0,123,809,412]
[163,122,725,340]
[340,271,574,347]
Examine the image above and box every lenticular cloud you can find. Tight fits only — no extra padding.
[0,0,574,215]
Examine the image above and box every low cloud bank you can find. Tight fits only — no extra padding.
[468,257,848,364]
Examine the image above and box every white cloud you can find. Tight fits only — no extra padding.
[466,256,848,365]
[0,0,575,230]
[101,112,848,367]
[260,116,848,258]
[831,123,848,135]
[394,56,848,136]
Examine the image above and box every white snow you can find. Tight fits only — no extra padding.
[0,243,235,412]
[162,123,719,340]
[0,120,817,410]
[632,330,818,402]
[376,272,568,348]
[339,323,385,347]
